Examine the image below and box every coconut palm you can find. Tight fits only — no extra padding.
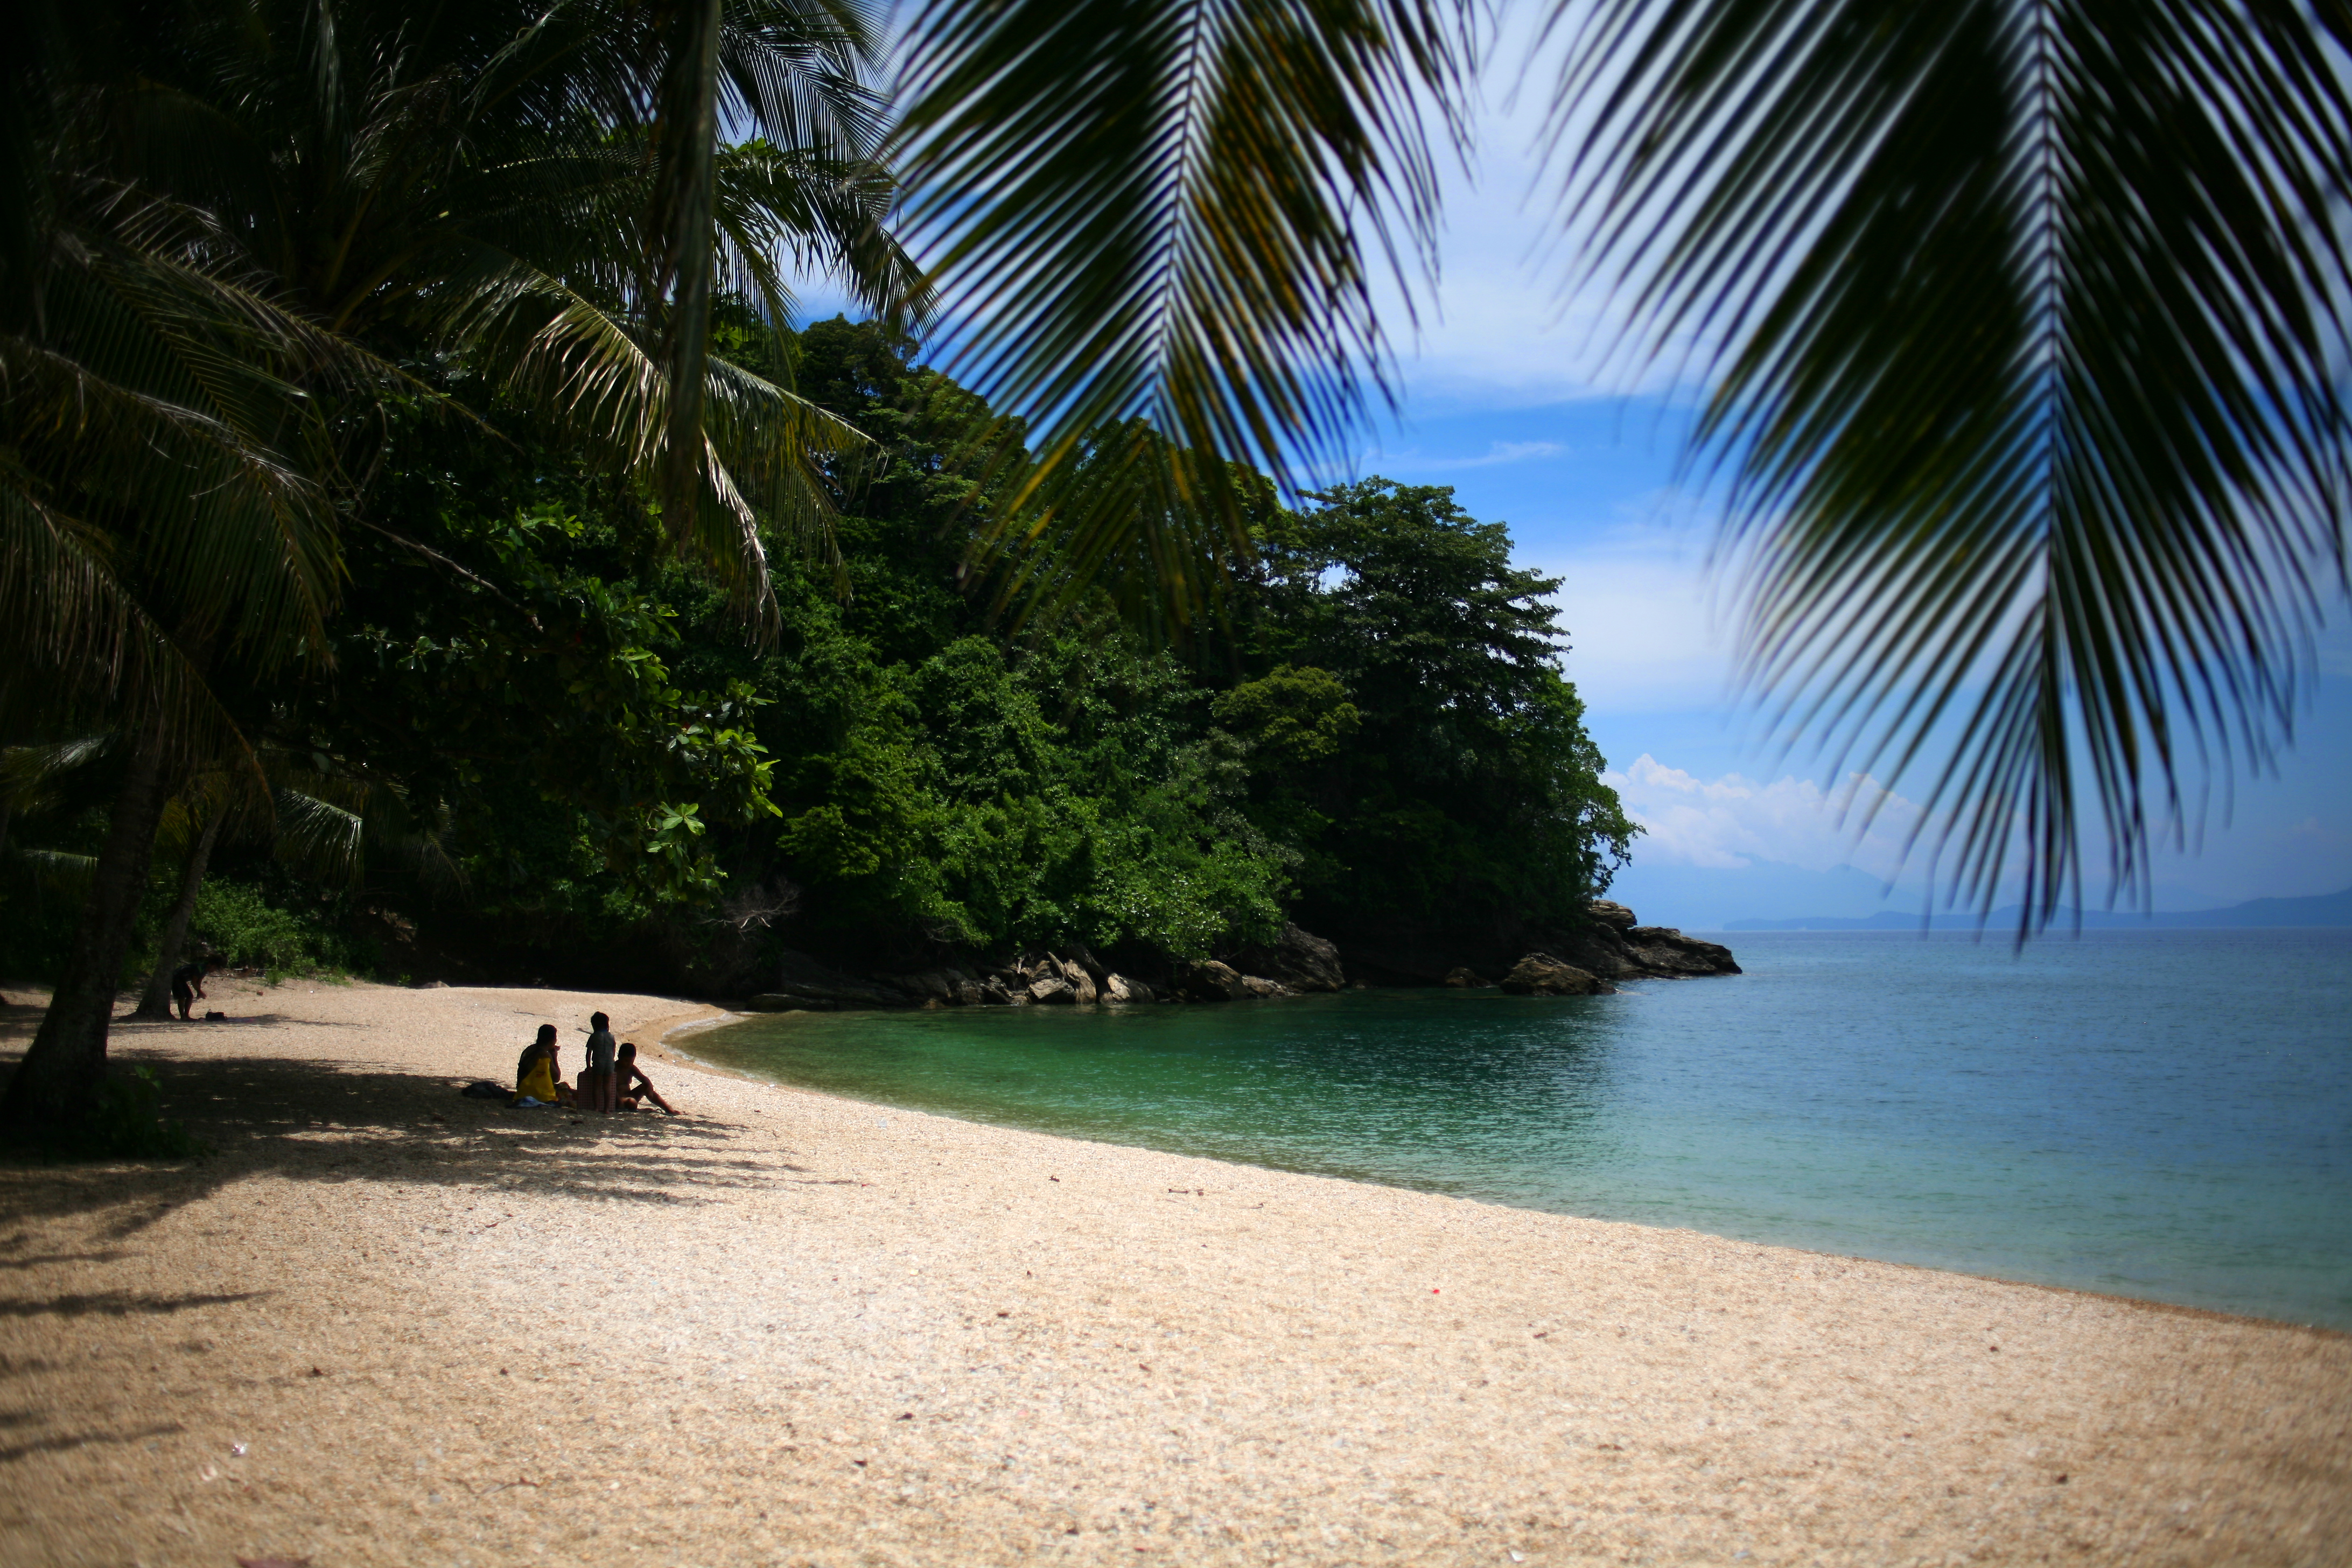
[1,0,915,1131]
[69,0,918,608]
[0,173,368,1129]
[881,0,2351,930]
[129,752,460,1020]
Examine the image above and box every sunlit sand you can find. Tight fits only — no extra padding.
[3,978,2344,1566]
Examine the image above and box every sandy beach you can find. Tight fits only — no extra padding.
[1,978,2346,1567]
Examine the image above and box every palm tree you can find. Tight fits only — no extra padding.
[0,173,367,1128]
[74,0,918,607]
[129,751,460,1019]
[878,0,2350,930]
[1,0,915,1132]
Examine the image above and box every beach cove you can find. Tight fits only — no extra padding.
[2,979,2347,1566]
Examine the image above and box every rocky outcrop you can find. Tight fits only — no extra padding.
[1027,974,1077,1005]
[1229,923,1345,992]
[1499,953,1609,996]
[730,913,1709,1012]
[1553,909,1742,981]
[1178,960,1248,1002]
[1101,974,1153,1005]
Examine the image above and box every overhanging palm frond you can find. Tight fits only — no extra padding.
[1552,0,2352,930]
[429,239,868,608]
[0,177,389,771]
[892,0,1474,622]
[267,757,464,893]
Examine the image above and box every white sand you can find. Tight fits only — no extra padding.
[1,977,2346,1567]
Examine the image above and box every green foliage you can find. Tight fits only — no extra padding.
[188,880,369,979]
[1234,478,1640,935]
[1213,667,1361,771]
[83,318,1629,979]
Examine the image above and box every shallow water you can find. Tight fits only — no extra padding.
[687,929,2352,1328]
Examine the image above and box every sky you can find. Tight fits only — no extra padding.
[810,17,2352,929]
[1317,36,2352,928]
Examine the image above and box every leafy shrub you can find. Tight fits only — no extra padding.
[190,880,372,977]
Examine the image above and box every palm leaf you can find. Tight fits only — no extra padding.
[1551,0,2352,930]
[892,0,1474,623]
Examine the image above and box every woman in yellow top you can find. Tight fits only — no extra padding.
[512,1024,570,1106]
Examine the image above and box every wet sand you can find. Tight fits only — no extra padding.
[1,977,2346,1566]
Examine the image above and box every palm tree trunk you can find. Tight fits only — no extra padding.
[130,808,222,1020]
[0,725,172,1135]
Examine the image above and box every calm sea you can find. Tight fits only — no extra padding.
[685,929,2352,1328]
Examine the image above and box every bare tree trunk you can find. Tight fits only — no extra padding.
[130,808,222,1020]
[0,725,171,1136]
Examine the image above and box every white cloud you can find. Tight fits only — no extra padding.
[1411,439,1567,470]
[1606,754,1934,886]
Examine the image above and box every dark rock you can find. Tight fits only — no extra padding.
[1178,960,1247,1002]
[766,949,909,1010]
[1028,975,1077,1005]
[771,949,917,1011]
[891,968,974,1006]
[1549,912,1742,982]
[1320,900,1737,985]
[1229,923,1346,992]
[1442,967,1492,989]
[1499,953,1609,996]
[1050,955,1098,1004]
[1622,926,1742,976]
[1101,974,1153,1005]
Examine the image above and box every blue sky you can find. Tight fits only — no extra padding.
[1334,50,2352,926]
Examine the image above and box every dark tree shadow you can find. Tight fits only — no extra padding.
[0,1041,793,1230]
[0,1290,267,1319]
[0,1423,184,1463]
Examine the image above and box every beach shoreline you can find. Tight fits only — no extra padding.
[3,976,2347,1566]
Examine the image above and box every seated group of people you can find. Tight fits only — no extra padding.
[512,1012,676,1114]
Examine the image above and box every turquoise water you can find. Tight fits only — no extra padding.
[687,929,2352,1328]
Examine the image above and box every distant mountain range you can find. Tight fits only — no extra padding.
[1723,885,2352,932]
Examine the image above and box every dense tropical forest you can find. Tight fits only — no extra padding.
[2,311,1636,1000]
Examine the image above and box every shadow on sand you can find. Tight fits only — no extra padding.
[0,1018,784,1239]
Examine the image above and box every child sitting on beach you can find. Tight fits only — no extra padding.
[614,1043,676,1115]
[512,1024,572,1107]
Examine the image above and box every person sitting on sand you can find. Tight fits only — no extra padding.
[613,1043,676,1115]
[512,1024,572,1107]
[170,954,223,1021]
[579,1011,619,1112]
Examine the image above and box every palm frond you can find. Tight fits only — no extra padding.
[1552,0,2352,930]
[428,239,867,606]
[2,846,99,901]
[892,0,1474,624]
